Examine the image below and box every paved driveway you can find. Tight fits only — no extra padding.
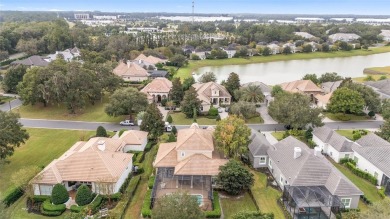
[257,104,277,124]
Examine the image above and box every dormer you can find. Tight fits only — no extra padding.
[211,86,220,97]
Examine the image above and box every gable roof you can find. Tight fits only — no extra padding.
[192,82,232,104]
[140,78,172,94]
[119,130,148,145]
[113,62,149,77]
[355,133,390,148]
[135,54,166,65]
[321,80,342,93]
[248,130,271,156]
[176,123,214,151]
[241,81,272,93]
[12,55,49,67]
[313,126,353,152]
[364,79,390,96]
[314,93,333,105]
[280,80,322,93]
[268,137,362,196]
[174,154,227,175]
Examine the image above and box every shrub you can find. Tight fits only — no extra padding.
[217,160,254,195]
[161,98,168,106]
[103,193,122,201]
[166,114,173,123]
[304,127,313,140]
[360,195,372,205]
[51,184,69,205]
[339,158,356,165]
[216,114,221,121]
[307,139,316,148]
[96,126,108,137]
[33,195,50,202]
[75,185,93,206]
[353,132,361,141]
[42,199,66,212]
[172,126,177,135]
[141,189,152,218]
[70,204,85,213]
[136,167,144,174]
[118,129,127,137]
[368,111,375,118]
[168,133,176,142]
[41,207,64,216]
[336,113,351,121]
[148,176,156,189]
[345,162,377,185]
[205,192,221,218]
[88,195,103,214]
[2,187,24,206]
[208,107,219,116]
[378,188,386,199]
[144,142,153,152]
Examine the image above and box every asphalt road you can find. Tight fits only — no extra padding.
[18,118,384,132]
[0,98,22,112]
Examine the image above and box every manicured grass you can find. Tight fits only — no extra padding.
[246,116,264,124]
[335,129,371,141]
[250,171,284,219]
[353,74,385,83]
[176,47,390,80]
[271,131,285,141]
[219,192,258,219]
[324,112,372,121]
[169,112,217,125]
[365,66,390,74]
[0,128,95,200]
[14,95,123,122]
[332,162,382,202]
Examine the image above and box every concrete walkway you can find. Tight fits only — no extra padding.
[263,132,279,145]
[257,104,277,124]
[158,106,169,121]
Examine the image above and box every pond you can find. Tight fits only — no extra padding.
[193,52,390,85]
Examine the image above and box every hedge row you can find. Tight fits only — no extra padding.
[2,187,24,206]
[110,175,141,219]
[70,204,85,213]
[148,176,156,189]
[103,193,122,201]
[119,172,133,194]
[144,142,153,152]
[340,158,356,165]
[141,189,152,218]
[360,195,372,205]
[70,194,103,214]
[33,195,50,203]
[42,199,66,212]
[205,192,221,218]
[345,162,377,185]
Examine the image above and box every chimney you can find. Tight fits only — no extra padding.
[97,140,106,151]
[314,146,322,157]
[127,60,131,68]
[293,147,301,159]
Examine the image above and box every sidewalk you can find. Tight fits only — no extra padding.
[262,132,279,145]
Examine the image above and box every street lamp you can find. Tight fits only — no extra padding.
[8,100,11,111]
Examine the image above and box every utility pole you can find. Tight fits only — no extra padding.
[192,1,195,23]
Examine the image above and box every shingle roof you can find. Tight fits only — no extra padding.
[248,130,271,156]
[313,126,353,152]
[364,79,390,96]
[241,81,272,93]
[280,80,322,93]
[268,137,362,196]
[321,80,342,93]
[192,82,232,104]
[353,133,390,177]
[113,62,149,77]
[314,93,332,105]
[12,55,49,67]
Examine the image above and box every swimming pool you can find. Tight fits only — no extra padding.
[192,194,203,206]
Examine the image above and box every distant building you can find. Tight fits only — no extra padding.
[321,80,342,94]
[330,18,354,23]
[267,43,281,55]
[45,47,81,63]
[295,17,325,23]
[93,15,117,20]
[364,79,390,99]
[380,30,390,42]
[329,33,360,43]
[74,13,90,20]
[11,55,49,67]
[280,80,323,101]
[294,32,315,39]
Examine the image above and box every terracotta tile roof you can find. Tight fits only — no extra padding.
[135,54,166,65]
[192,82,232,104]
[119,130,148,145]
[33,137,133,184]
[140,78,172,94]
[176,123,214,151]
[174,154,228,175]
[153,142,178,167]
[315,92,332,105]
[113,62,149,77]
[280,80,322,93]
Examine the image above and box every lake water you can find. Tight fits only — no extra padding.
[193,52,390,85]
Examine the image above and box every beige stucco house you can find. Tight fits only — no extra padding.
[280,80,323,101]
[120,130,149,152]
[140,78,173,103]
[192,82,232,112]
[135,54,167,65]
[113,61,149,82]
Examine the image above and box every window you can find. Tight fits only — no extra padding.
[269,159,272,168]
[341,198,352,208]
[40,185,53,196]
[259,157,266,164]
[181,152,185,157]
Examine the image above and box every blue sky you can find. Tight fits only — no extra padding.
[1,0,390,15]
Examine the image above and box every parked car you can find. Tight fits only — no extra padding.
[120,120,134,126]
[165,122,172,132]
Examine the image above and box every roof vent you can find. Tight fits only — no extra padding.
[294,147,302,159]
[97,140,106,151]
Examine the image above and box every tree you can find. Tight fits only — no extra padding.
[0,50,9,61]
[217,160,254,195]
[170,78,184,106]
[379,75,387,80]
[75,184,93,206]
[261,47,271,56]
[302,44,313,53]
[327,87,365,115]
[282,46,291,54]
[341,80,381,113]
[381,99,390,120]
[169,54,188,67]
[183,77,195,91]
[152,192,204,219]
[51,184,69,205]
[140,103,165,140]
[198,72,217,83]
[172,126,177,135]
[268,92,323,129]
[271,85,284,97]
[232,211,274,219]
[180,87,202,118]
[105,87,148,118]
[302,74,319,84]
[166,114,173,123]
[240,85,264,103]
[168,133,177,142]
[321,43,330,52]
[319,72,343,83]
[0,111,29,159]
[214,115,251,159]
[96,126,108,137]
[230,101,258,120]
[377,120,390,142]
[208,106,219,116]
[224,72,241,98]
[2,65,27,93]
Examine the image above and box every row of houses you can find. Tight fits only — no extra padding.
[11,47,81,67]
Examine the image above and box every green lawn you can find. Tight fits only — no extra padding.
[0,128,95,200]
[271,131,285,141]
[176,47,390,80]
[353,74,385,83]
[250,171,284,219]
[219,192,258,219]
[324,112,372,121]
[335,129,371,141]
[365,66,390,74]
[0,95,15,103]
[246,116,264,124]
[13,95,123,122]
[169,112,217,125]
[332,162,382,202]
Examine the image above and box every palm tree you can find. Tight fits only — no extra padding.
[240,85,265,103]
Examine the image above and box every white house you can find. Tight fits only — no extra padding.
[312,126,355,162]
[267,43,281,55]
[380,30,390,42]
[329,33,360,43]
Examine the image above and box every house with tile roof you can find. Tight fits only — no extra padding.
[192,82,232,112]
[113,61,149,82]
[329,33,360,43]
[314,92,333,109]
[248,130,271,168]
[11,55,49,67]
[294,32,315,39]
[152,123,228,210]
[45,47,81,62]
[352,133,390,194]
[268,137,363,217]
[135,54,167,65]
[280,80,323,101]
[364,79,390,99]
[140,78,172,103]
[312,126,355,162]
[31,130,148,196]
